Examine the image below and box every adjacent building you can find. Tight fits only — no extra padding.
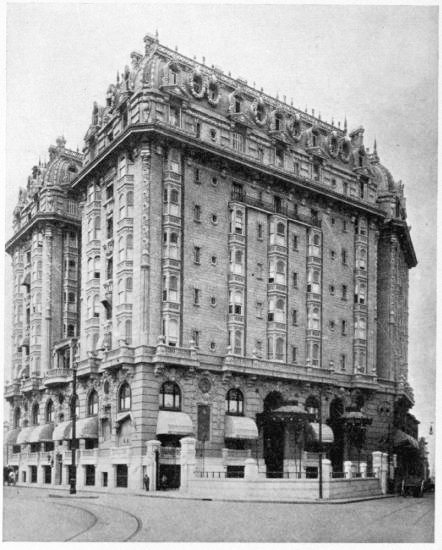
[4,34,420,492]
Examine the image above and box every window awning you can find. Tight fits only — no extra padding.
[29,423,54,443]
[308,422,334,444]
[68,417,99,439]
[52,421,72,441]
[5,428,20,445]
[16,426,34,445]
[116,412,133,424]
[156,411,193,436]
[21,273,30,287]
[225,415,259,440]
[394,429,419,449]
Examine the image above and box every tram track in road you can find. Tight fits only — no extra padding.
[55,498,143,542]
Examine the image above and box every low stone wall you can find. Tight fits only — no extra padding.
[187,476,382,501]
[328,478,381,499]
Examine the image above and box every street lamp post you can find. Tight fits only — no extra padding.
[318,395,323,499]
[70,338,78,495]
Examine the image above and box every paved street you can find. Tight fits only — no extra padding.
[3,486,434,542]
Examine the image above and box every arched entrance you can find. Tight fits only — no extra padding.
[328,398,344,473]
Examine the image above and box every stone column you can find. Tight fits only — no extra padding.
[244,458,259,481]
[145,439,161,491]
[380,452,388,495]
[40,227,53,375]
[138,147,151,346]
[343,460,353,479]
[360,462,367,478]
[321,458,332,499]
[372,451,382,479]
[180,437,197,491]
[37,462,45,485]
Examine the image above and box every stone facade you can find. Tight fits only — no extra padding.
[4,34,419,493]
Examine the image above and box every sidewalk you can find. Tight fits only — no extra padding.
[10,483,397,505]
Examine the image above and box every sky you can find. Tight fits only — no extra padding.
[3,3,438,473]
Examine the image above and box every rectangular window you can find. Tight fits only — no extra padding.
[194,246,201,264]
[329,284,335,295]
[256,301,263,318]
[292,272,298,288]
[232,132,245,152]
[106,184,113,201]
[192,329,200,347]
[341,249,347,265]
[291,346,297,363]
[341,320,347,335]
[255,340,263,358]
[342,285,347,300]
[343,219,348,232]
[330,250,336,260]
[257,223,263,240]
[275,148,284,168]
[292,234,298,251]
[292,309,298,326]
[293,161,300,175]
[194,168,200,183]
[194,204,201,222]
[340,354,346,371]
[193,288,200,306]
[256,263,263,280]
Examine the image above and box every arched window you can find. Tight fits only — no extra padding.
[312,343,320,365]
[159,381,181,410]
[125,319,132,345]
[234,330,243,355]
[70,395,79,420]
[275,337,284,361]
[275,298,285,322]
[88,391,98,416]
[276,222,285,236]
[119,383,131,411]
[226,388,244,415]
[170,189,179,204]
[93,295,100,317]
[13,407,21,429]
[46,400,54,423]
[126,234,133,260]
[313,234,320,246]
[305,395,320,420]
[32,403,39,425]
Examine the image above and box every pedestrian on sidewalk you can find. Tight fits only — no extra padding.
[8,470,16,487]
[161,473,168,491]
[143,473,150,491]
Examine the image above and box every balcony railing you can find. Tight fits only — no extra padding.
[231,191,321,227]
[159,446,181,459]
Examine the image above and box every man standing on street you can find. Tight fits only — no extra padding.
[143,473,150,491]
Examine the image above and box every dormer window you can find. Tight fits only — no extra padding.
[235,97,241,113]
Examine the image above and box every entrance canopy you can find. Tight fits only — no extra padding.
[29,423,54,443]
[16,427,34,445]
[5,428,20,445]
[393,429,419,449]
[308,422,334,444]
[52,421,72,441]
[68,417,99,439]
[156,411,193,436]
[225,415,258,439]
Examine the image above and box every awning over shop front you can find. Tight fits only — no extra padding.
[225,415,259,440]
[68,417,99,439]
[52,421,72,441]
[29,423,54,443]
[308,423,334,444]
[16,426,34,445]
[156,411,193,436]
[393,429,419,449]
[5,428,20,445]
[116,412,133,424]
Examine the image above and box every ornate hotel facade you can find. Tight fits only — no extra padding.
[4,34,420,492]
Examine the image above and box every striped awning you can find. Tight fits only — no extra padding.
[308,423,334,444]
[394,429,419,449]
[225,415,259,439]
[156,411,193,436]
[29,423,54,443]
[16,426,34,444]
[5,428,20,445]
[68,416,98,439]
[52,421,72,441]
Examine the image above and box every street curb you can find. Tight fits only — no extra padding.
[49,494,99,499]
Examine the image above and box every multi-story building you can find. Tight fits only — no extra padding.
[4,34,420,492]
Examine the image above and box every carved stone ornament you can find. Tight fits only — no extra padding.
[198,377,211,394]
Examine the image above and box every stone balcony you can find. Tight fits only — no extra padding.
[43,368,72,387]
[152,340,200,371]
[77,356,100,378]
[20,376,41,393]
[4,381,21,399]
